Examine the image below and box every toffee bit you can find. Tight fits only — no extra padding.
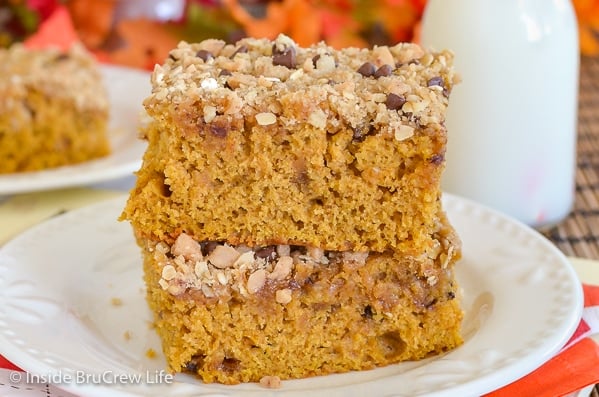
[357,62,376,77]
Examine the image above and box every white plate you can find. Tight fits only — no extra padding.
[0,194,583,397]
[0,65,149,195]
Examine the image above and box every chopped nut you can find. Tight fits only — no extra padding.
[167,283,185,295]
[269,256,293,280]
[161,264,177,281]
[172,233,203,262]
[234,251,256,267]
[259,375,281,389]
[208,245,241,268]
[394,125,415,141]
[342,251,369,265]
[256,112,277,126]
[203,106,217,122]
[247,269,267,294]
[276,245,291,257]
[275,288,292,304]
[307,246,324,261]
[195,261,209,277]
[314,54,336,72]
[216,271,228,285]
[372,46,395,67]
[200,78,218,90]
[289,69,304,80]
[308,110,327,129]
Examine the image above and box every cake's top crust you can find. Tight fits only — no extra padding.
[145,34,458,139]
[0,43,108,113]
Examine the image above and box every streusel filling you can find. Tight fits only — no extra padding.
[147,232,456,305]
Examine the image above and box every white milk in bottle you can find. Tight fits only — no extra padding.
[420,0,579,228]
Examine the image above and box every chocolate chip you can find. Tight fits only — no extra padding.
[219,357,241,373]
[447,291,456,300]
[219,69,232,77]
[185,354,204,373]
[357,62,376,77]
[196,50,213,62]
[54,53,70,62]
[374,64,393,78]
[362,305,374,319]
[255,246,276,259]
[210,124,227,138]
[352,125,375,142]
[425,298,438,308]
[231,45,248,58]
[312,54,321,68]
[385,93,406,110]
[351,126,365,142]
[427,76,444,87]
[429,154,444,165]
[201,241,220,256]
[272,45,297,68]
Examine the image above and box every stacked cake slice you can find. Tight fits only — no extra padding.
[121,34,463,384]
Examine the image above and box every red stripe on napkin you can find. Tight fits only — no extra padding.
[485,337,599,397]
[0,355,20,372]
[584,284,599,306]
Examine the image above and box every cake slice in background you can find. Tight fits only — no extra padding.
[0,44,110,174]
[121,34,463,385]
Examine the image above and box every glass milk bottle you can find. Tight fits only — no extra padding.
[421,0,579,228]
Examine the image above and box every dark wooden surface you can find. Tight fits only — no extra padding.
[544,56,599,260]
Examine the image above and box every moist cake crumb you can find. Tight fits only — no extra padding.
[121,34,463,385]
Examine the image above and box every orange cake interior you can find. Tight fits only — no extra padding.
[121,34,463,385]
